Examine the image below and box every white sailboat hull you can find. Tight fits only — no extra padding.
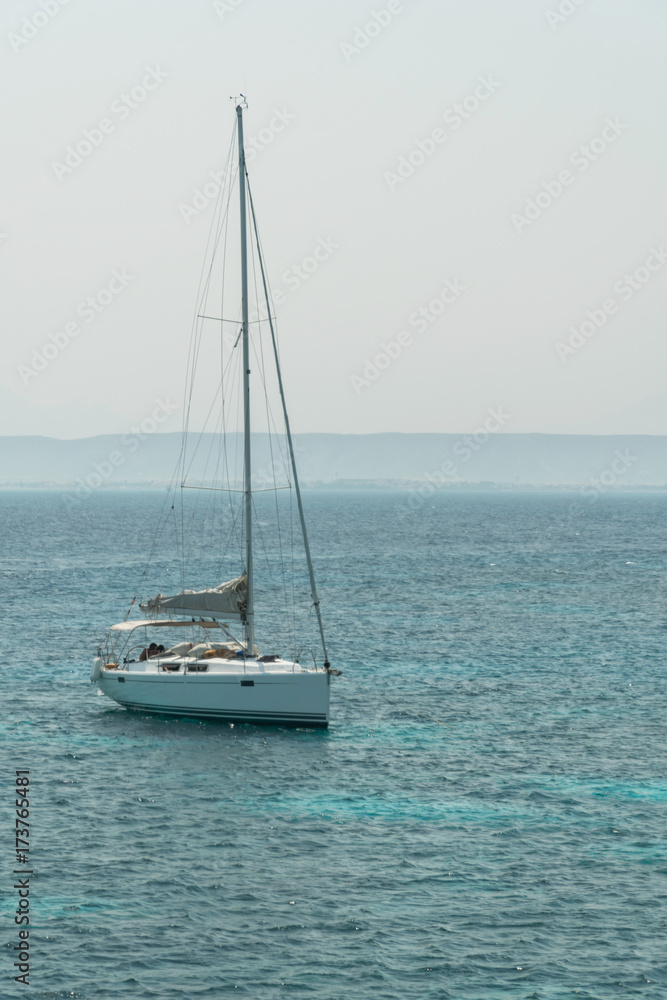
[94,661,330,728]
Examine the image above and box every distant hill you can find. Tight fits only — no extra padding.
[1,432,667,488]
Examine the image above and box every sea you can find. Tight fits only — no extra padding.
[2,489,666,999]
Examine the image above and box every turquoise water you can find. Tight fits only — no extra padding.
[2,489,666,998]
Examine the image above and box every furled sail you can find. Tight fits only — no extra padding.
[140,574,247,619]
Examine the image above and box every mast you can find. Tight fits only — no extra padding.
[246,183,331,669]
[237,98,254,654]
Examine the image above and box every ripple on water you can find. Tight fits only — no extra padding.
[3,490,667,998]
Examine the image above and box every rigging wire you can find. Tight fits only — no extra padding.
[179,126,238,586]
[246,172,331,667]
[126,111,325,666]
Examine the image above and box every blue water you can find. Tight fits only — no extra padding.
[2,489,667,998]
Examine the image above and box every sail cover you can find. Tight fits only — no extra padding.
[140,574,247,620]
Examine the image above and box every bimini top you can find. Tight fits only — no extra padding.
[139,574,247,620]
[110,619,222,632]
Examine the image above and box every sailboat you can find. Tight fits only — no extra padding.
[91,98,337,728]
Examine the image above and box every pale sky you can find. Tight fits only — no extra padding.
[2,0,667,438]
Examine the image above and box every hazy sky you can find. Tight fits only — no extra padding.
[3,0,667,438]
